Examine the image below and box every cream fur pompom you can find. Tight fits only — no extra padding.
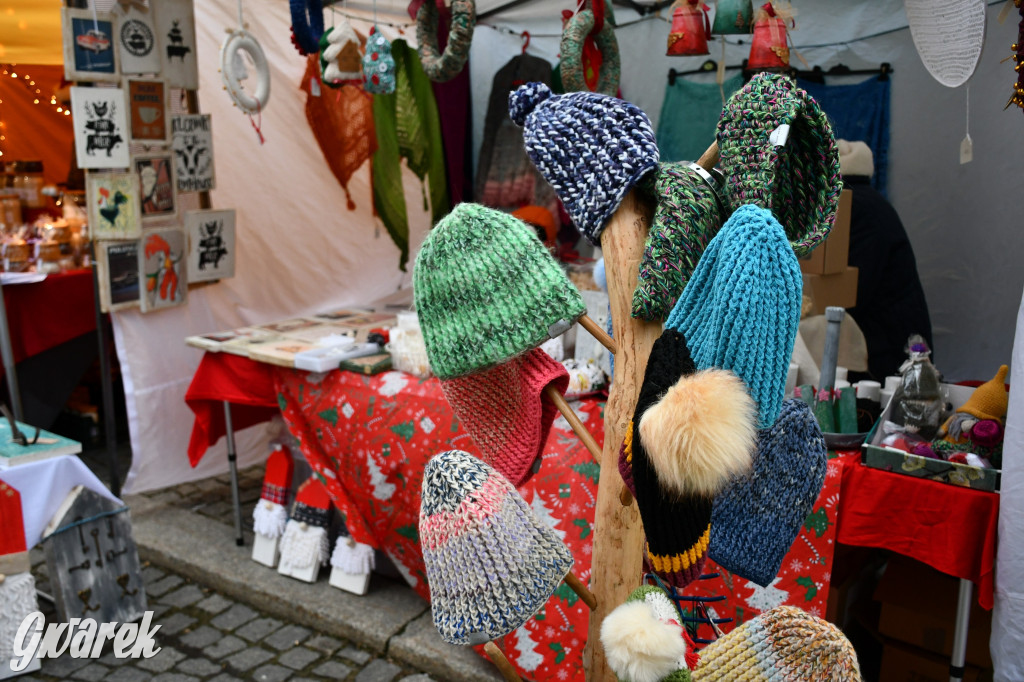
[601,601,688,682]
[639,368,757,497]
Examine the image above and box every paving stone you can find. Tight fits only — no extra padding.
[71,662,111,681]
[180,625,222,649]
[156,612,196,636]
[150,602,172,619]
[105,667,154,682]
[235,616,282,642]
[138,646,186,673]
[355,659,403,682]
[39,652,91,676]
[400,676,436,682]
[160,584,205,608]
[312,661,353,678]
[176,658,224,677]
[211,603,257,630]
[263,624,311,651]
[209,674,243,682]
[339,645,373,665]
[223,647,274,672]
[203,635,247,660]
[305,634,342,655]
[277,646,320,670]
[147,574,184,597]
[97,650,133,667]
[151,674,200,682]
[251,664,293,682]
[195,593,233,614]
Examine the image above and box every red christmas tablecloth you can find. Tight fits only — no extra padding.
[3,269,95,362]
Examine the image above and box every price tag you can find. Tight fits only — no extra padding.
[960,134,973,165]
[310,76,321,98]
[770,123,790,147]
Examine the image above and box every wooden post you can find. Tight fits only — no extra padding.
[484,642,524,682]
[583,190,663,681]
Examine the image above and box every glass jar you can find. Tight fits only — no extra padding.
[11,161,45,208]
[37,241,62,274]
[3,240,31,272]
[0,193,21,228]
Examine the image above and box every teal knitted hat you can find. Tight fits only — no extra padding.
[665,204,802,428]
[413,203,586,379]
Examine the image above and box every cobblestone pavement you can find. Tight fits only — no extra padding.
[24,550,435,682]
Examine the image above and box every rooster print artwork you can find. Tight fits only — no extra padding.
[87,172,141,239]
[142,231,187,310]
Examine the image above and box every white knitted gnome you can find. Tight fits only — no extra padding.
[277,477,331,583]
[1,479,41,677]
[251,445,293,568]
[329,532,375,595]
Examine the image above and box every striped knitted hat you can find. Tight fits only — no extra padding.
[601,584,699,682]
[440,348,569,488]
[509,81,660,245]
[413,203,585,379]
[716,73,841,257]
[419,450,573,646]
[632,162,727,321]
[665,205,802,428]
[710,399,827,587]
[692,606,862,681]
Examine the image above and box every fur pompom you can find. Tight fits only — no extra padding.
[330,537,376,574]
[601,601,688,682]
[253,500,288,538]
[639,368,757,497]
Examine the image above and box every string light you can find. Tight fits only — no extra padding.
[0,63,73,160]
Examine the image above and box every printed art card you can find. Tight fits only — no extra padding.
[71,86,130,170]
[96,240,141,312]
[171,114,215,192]
[62,9,120,82]
[186,209,235,282]
[134,153,177,222]
[139,228,188,313]
[86,172,142,240]
[115,4,162,75]
[152,0,199,89]
[126,78,169,144]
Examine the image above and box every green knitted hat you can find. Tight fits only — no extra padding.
[413,203,586,379]
[716,73,842,257]
[601,583,694,682]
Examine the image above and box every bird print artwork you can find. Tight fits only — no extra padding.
[140,229,188,312]
[98,187,129,227]
[87,172,142,240]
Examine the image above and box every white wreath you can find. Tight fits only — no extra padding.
[220,28,271,114]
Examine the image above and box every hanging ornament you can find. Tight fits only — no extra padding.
[1006,0,1023,111]
[667,0,711,57]
[289,0,324,55]
[416,0,475,83]
[748,2,791,70]
[905,0,985,89]
[561,0,620,95]
[320,20,364,88]
[363,25,396,94]
[220,3,271,144]
[712,0,754,35]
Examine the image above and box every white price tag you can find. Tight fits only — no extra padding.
[770,123,791,147]
[310,76,321,98]
[960,134,973,165]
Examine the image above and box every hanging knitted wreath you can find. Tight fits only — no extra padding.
[290,0,325,56]
[416,0,475,83]
[560,4,620,95]
[221,28,271,116]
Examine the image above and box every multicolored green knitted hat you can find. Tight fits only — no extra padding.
[632,162,727,321]
[602,583,697,682]
[716,72,841,257]
[413,203,586,379]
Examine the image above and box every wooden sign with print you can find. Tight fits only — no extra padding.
[134,153,177,222]
[96,240,141,313]
[62,9,120,82]
[115,4,161,75]
[139,228,188,312]
[41,486,147,625]
[152,0,199,90]
[186,209,235,282]
[171,114,215,193]
[71,87,130,170]
[126,79,169,144]
[87,172,142,240]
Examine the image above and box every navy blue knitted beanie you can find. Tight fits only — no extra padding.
[664,204,801,428]
[509,81,660,246]
[709,399,827,587]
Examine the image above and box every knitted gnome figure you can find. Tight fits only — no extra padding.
[621,330,757,588]
[710,399,827,587]
[419,450,573,646]
[509,81,660,245]
[936,364,1009,450]
[601,584,700,682]
[0,479,40,676]
[252,445,293,567]
[278,477,331,582]
[362,25,396,94]
[320,20,363,88]
[691,606,862,681]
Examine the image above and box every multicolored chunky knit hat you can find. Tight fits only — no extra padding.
[601,584,699,682]
[691,606,862,681]
[710,399,827,587]
[665,205,802,428]
[716,73,842,257]
[419,450,574,646]
[632,162,727,321]
[414,203,585,379]
[509,82,660,245]
[620,330,756,589]
[440,348,569,488]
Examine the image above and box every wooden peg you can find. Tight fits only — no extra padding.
[564,571,598,610]
[483,642,523,682]
[545,385,602,465]
[696,141,720,172]
[578,314,618,355]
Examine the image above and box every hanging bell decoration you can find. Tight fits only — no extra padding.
[667,0,712,57]
[748,2,791,70]
[712,0,754,35]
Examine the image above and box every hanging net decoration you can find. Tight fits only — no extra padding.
[904,0,986,88]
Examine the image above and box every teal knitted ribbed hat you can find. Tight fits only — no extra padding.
[413,203,586,379]
[665,205,802,428]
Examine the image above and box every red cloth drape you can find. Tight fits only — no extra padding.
[3,269,95,362]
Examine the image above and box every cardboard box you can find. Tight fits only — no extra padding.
[800,189,852,275]
[874,555,993,669]
[802,266,859,315]
[880,640,984,682]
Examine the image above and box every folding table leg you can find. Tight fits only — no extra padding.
[0,281,23,422]
[223,401,244,547]
[950,578,972,682]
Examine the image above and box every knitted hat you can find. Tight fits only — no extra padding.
[623,330,756,589]
[509,82,660,245]
[253,445,294,539]
[691,606,861,681]
[665,204,802,428]
[601,584,699,682]
[362,26,396,94]
[709,399,827,587]
[279,477,331,572]
[957,365,1009,424]
[632,162,727,321]
[837,139,874,178]
[512,205,557,246]
[440,348,569,487]
[716,73,841,257]
[419,450,573,646]
[414,203,585,379]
